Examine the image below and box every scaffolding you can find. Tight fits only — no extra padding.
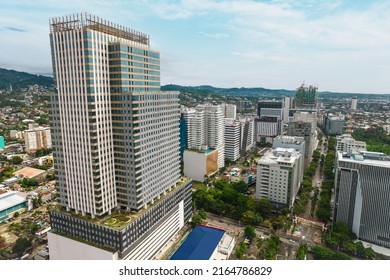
[49,13,150,46]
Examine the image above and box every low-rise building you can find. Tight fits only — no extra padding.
[0,191,27,222]
[170,225,234,260]
[14,167,47,181]
[183,149,218,182]
[336,134,366,153]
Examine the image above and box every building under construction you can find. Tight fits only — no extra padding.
[295,83,317,109]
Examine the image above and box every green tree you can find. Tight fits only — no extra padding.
[12,237,32,254]
[296,244,307,260]
[244,225,256,239]
[232,181,248,194]
[242,210,256,225]
[190,209,207,228]
[10,156,23,165]
[364,246,377,260]
[257,198,271,216]
[235,241,247,259]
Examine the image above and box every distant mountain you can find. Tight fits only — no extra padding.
[162,84,390,99]
[161,84,295,97]
[0,68,54,90]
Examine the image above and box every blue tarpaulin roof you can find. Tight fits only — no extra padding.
[171,225,225,260]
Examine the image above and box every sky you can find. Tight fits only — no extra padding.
[0,0,390,94]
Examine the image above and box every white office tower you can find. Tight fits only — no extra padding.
[181,108,205,150]
[256,148,304,209]
[283,97,291,124]
[287,111,317,167]
[196,104,225,168]
[334,151,390,249]
[351,97,358,110]
[224,120,241,161]
[221,103,237,119]
[48,13,192,260]
[336,134,366,153]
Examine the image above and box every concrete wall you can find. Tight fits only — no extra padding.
[48,232,118,260]
[184,151,206,182]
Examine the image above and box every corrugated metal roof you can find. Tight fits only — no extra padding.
[171,225,225,260]
[0,191,27,212]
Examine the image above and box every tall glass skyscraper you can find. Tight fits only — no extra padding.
[48,13,192,260]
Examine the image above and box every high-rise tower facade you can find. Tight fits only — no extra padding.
[48,13,192,260]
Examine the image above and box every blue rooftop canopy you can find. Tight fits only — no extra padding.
[171,225,225,260]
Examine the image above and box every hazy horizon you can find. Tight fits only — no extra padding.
[1,1,390,94]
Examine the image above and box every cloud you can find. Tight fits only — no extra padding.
[4,27,27,32]
[199,31,228,39]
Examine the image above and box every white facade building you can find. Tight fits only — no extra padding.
[221,103,237,119]
[334,151,390,248]
[336,134,366,153]
[48,13,192,260]
[24,125,52,153]
[183,149,219,182]
[351,98,358,110]
[194,104,225,169]
[224,120,241,161]
[256,148,304,209]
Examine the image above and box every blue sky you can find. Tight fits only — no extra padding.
[0,0,389,93]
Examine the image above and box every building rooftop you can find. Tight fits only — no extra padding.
[14,167,46,179]
[338,151,390,168]
[51,177,191,230]
[259,147,301,165]
[170,225,225,260]
[0,191,27,212]
[274,135,305,145]
[50,13,149,46]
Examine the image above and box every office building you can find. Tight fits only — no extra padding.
[24,124,52,153]
[334,151,390,249]
[295,83,317,109]
[256,148,304,209]
[224,120,241,161]
[255,100,285,144]
[238,117,255,157]
[221,103,237,119]
[283,97,292,124]
[236,100,252,111]
[257,100,283,117]
[48,13,192,260]
[287,112,317,166]
[351,97,358,110]
[336,134,366,153]
[324,114,345,135]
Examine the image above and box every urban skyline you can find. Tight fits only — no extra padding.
[1,0,390,94]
